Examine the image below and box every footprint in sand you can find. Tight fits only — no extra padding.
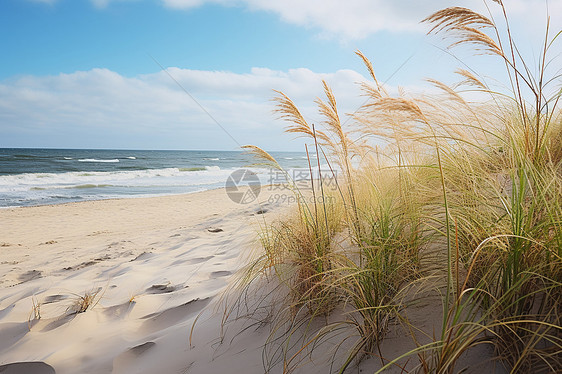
[250,209,267,216]
[168,243,188,251]
[87,230,109,237]
[186,256,214,265]
[104,301,135,318]
[0,361,55,374]
[130,252,154,262]
[140,298,211,333]
[0,243,21,247]
[210,270,232,278]
[43,294,68,304]
[145,284,177,294]
[63,260,97,271]
[18,270,41,283]
[126,341,155,356]
[112,342,156,372]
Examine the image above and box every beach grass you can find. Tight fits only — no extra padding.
[225,1,562,372]
[67,288,103,315]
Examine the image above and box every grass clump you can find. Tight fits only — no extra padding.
[224,1,562,373]
[28,296,42,330]
[67,288,103,315]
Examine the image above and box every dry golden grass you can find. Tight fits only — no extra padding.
[68,288,103,314]
[225,2,562,373]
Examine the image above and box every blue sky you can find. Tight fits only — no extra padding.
[0,0,560,151]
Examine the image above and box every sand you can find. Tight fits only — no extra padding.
[0,189,280,373]
[0,189,503,374]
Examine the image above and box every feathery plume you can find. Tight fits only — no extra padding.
[242,145,282,170]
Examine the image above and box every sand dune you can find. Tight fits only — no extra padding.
[0,189,503,373]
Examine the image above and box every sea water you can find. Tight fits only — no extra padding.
[0,148,312,208]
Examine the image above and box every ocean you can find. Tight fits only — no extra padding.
[0,148,312,208]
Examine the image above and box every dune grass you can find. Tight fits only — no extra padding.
[28,296,42,330]
[67,288,103,315]
[225,1,561,372]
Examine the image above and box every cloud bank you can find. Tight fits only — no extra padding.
[133,1,562,39]
[0,67,370,150]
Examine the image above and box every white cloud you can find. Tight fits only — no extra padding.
[162,0,462,37]
[0,67,371,150]
[161,0,562,39]
[25,0,562,39]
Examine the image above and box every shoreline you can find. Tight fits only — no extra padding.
[0,148,312,210]
[0,187,220,210]
[0,181,291,210]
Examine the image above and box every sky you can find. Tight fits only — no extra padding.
[0,0,560,151]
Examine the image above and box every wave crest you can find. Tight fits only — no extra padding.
[78,158,120,163]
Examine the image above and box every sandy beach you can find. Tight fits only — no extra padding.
[0,187,505,374]
[0,188,288,373]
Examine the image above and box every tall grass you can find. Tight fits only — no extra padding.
[223,1,562,372]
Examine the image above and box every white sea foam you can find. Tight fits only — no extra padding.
[0,167,237,192]
[63,157,73,160]
[0,165,276,207]
[78,158,120,163]
[125,156,136,160]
